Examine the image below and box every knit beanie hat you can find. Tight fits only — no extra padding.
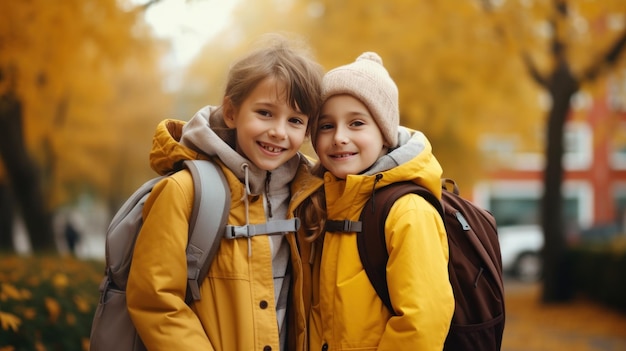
[319,52,399,147]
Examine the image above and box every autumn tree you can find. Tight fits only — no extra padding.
[478,0,626,302]
[0,0,171,253]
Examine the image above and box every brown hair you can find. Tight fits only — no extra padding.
[295,162,327,242]
[223,33,324,135]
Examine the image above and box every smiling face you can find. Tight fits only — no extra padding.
[314,94,387,179]
[223,77,309,171]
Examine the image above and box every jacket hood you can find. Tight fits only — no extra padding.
[150,119,202,175]
[150,105,302,196]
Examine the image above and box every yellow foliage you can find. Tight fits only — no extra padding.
[0,311,21,332]
[0,284,20,301]
[66,313,76,326]
[73,295,90,314]
[51,273,69,290]
[0,0,173,210]
[23,307,36,320]
[195,0,625,187]
[44,297,61,323]
[0,256,102,348]
[0,283,30,302]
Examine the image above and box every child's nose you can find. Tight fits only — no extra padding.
[269,122,287,139]
[333,128,349,145]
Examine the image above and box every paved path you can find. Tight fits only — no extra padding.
[502,280,626,351]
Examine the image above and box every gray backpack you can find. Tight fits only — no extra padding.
[89,160,230,351]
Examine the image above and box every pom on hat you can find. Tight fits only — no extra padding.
[319,51,399,147]
[357,52,383,65]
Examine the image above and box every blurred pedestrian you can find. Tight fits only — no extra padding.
[64,217,80,256]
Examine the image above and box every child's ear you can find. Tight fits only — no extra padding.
[222,97,236,128]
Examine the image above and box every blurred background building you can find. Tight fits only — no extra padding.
[475,82,626,238]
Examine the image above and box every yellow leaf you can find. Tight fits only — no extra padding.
[0,311,21,332]
[1,283,22,300]
[23,307,36,320]
[52,273,69,289]
[45,297,61,323]
[82,338,90,351]
[74,295,90,313]
[19,288,32,300]
[66,313,76,325]
[34,341,45,351]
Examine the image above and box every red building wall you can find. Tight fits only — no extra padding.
[484,91,626,227]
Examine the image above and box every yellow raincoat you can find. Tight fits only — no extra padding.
[308,128,454,350]
[127,112,323,351]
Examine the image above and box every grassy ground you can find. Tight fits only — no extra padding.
[503,280,626,351]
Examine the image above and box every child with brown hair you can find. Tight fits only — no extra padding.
[126,34,324,351]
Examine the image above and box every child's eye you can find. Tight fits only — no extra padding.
[318,123,334,131]
[289,116,306,125]
[257,110,272,117]
[350,120,365,127]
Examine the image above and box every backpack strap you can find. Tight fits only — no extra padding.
[225,218,301,239]
[184,160,231,301]
[182,160,301,301]
[358,182,443,315]
[325,220,362,233]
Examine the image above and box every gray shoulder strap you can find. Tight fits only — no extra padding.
[224,218,300,239]
[184,159,230,301]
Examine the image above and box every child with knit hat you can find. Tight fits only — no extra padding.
[297,52,454,350]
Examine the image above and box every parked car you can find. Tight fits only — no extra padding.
[497,225,544,282]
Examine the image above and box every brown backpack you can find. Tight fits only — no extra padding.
[357,179,505,350]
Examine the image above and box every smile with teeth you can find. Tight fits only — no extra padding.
[331,152,356,159]
[259,142,284,153]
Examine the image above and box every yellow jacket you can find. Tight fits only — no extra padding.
[308,128,454,350]
[127,107,323,351]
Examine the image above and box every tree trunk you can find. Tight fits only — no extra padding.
[0,180,15,250]
[0,92,55,253]
[540,59,579,303]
